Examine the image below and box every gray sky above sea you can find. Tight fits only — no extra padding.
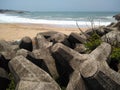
[0,0,120,12]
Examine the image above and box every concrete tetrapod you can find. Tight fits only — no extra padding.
[66,70,86,90]
[51,42,115,90]
[31,49,59,79]
[9,55,61,90]
[35,34,53,49]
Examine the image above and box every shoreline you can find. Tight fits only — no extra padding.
[0,23,88,41]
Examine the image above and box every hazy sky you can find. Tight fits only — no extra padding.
[0,0,120,11]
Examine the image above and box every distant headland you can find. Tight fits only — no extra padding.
[0,9,25,14]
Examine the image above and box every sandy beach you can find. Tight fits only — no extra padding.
[0,23,88,41]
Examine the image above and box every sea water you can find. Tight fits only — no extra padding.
[0,11,119,27]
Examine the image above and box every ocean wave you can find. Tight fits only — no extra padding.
[0,13,111,27]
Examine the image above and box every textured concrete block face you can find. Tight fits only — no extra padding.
[16,49,29,57]
[0,40,11,51]
[0,40,16,60]
[90,42,111,62]
[19,36,33,51]
[80,60,98,78]
[101,31,120,47]
[81,60,120,90]
[51,43,88,86]
[68,33,87,45]
[98,61,120,89]
[36,34,53,49]
[9,56,61,90]
[74,44,87,54]
[31,49,59,79]
[85,26,111,36]
[52,43,87,70]
[17,80,60,90]
[48,32,71,47]
[66,71,86,90]
[76,42,120,90]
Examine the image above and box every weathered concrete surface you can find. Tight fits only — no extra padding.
[89,42,111,62]
[68,33,87,46]
[51,43,88,71]
[74,44,87,54]
[16,49,29,57]
[9,55,61,90]
[19,36,33,51]
[51,42,112,89]
[66,71,86,90]
[51,43,87,86]
[48,32,71,47]
[102,30,120,47]
[0,40,11,52]
[30,49,59,79]
[81,60,120,90]
[79,43,120,90]
[0,68,10,90]
[52,42,111,71]
[85,26,112,36]
[0,40,16,60]
[35,34,53,49]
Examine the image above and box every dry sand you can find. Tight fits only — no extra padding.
[0,23,88,41]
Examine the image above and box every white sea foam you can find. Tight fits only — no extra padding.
[0,14,111,27]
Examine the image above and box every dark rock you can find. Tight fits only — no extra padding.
[113,14,120,21]
[19,36,33,51]
[66,71,86,90]
[9,55,61,90]
[74,44,87,53]
[0,68,10,90]
[101,30,120,47]
[0,9,24,14]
